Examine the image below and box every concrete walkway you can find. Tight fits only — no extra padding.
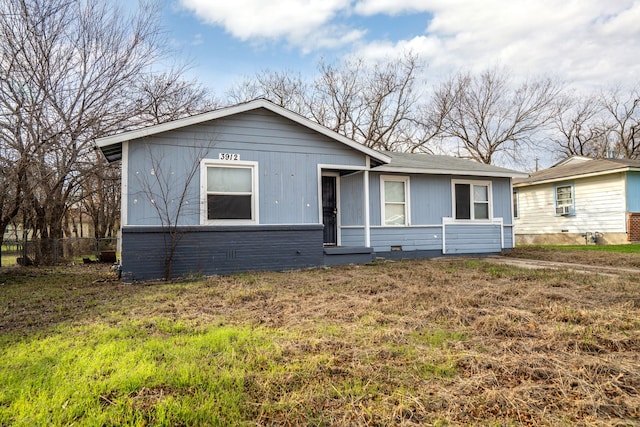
[485,256,640,276]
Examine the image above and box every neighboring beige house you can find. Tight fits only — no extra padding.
[513,156,640,245]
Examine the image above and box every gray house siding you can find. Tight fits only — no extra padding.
[363,173,512,254]
[444,224,502,254]
[121,224,324,281]
[491,177,514,220]
[340,227,366,247]
[370,227,442,252]
[340,172,365,226]
[126,109,367,226]
[103,103,521,279]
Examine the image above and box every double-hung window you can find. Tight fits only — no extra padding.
[453,180,491,220]
[202,160,257,223]
[381,176,409,226]
[554,183,574,216]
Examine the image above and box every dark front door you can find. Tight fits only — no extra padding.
[322,175,337,245]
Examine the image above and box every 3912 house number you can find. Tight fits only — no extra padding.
[218,153,240,161]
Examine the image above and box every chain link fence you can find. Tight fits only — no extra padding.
[0,237,118,266]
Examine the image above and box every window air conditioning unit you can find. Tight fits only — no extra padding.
[556,205,572,216]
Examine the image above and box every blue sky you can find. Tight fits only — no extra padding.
[160,1,438,92]
[157,0,640,97]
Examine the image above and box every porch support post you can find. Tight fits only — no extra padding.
[364,157,371,247]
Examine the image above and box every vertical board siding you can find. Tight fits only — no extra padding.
[368,174,512,226]
[491,177,513,220]
[445,224,502,254]
[121,225,324,281]
[514,173,627,235]
[369,172,452,226]
[368,173,382,226]
[408,175,452,224]
[340,173,365,226]
[126,109,367,226]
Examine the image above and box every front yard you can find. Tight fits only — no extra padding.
[1,253,639,425]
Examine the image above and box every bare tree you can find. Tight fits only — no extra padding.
[432,67,564,164]
[133,70,219,126]
[0,0,179,264]
[598,87,640,159]
[551,94,610,159]
[133,141,211,280]
[78,157,121,239]
[0,156,24,267]
[312,54,423,151]
[225,54,427,152]
[227,69,309,115]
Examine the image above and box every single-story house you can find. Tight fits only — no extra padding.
[513,155,640,245]
[96,99,527,280]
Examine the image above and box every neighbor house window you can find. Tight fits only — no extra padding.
[381,176,409,226]
[554,183,574,216]
[453,180,491,220]
[202,161,258,223]
[513,189,519,218]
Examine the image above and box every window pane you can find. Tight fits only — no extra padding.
[474,185,488,202]
[207,195,252,219]
[474,203,489,219]
[384,181,405,203]
[556,186,572,204]
[384,204,405,225]
[455,183,471,219]
[207,167,251,192]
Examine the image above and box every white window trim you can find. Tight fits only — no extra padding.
[380,175,410,226]
[451,179,493,222]
[513,189,519,219]
[200,159,259,225]
[554,182,574,216]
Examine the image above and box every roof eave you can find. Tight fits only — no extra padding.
[513,167,640,187]
[374,165,528,178]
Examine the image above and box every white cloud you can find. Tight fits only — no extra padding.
[178,0,640,90]
[351,0,640,90]
[179,0,359,50]
[354,0,432,15]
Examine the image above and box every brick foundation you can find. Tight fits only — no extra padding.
[628,213,640,242]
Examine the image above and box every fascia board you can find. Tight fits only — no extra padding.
[374,166,529,179]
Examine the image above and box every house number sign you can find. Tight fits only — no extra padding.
[218,153,240,161]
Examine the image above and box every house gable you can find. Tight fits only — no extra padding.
[124,107,376,226]
[96,99,390,165]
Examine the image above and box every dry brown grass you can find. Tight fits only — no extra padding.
[2,255,640,425]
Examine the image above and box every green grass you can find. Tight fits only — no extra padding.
[1,243,20,266]
[1,261,639,425]
[0,321,277,426]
